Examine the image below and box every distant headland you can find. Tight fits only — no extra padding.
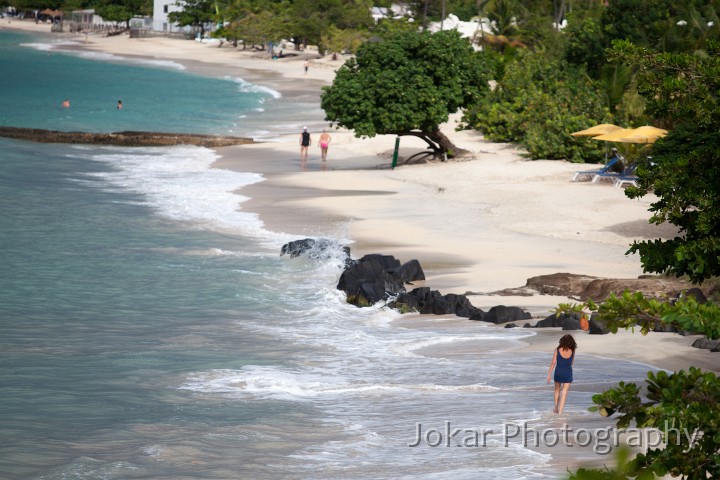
[0,126,254,147]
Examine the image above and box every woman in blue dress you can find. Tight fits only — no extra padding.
[546,334,577,414]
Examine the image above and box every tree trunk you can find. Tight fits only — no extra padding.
[401,129,467,159]
[428,129,467,158]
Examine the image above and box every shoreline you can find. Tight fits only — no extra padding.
[3,20,717,376]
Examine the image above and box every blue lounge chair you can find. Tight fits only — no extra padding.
[613,169,639,188]
[592,163,637,184]
[572,157,618,182]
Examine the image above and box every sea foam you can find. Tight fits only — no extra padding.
[74,144,292,243]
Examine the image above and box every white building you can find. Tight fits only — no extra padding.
[152,0,181,32]
[371,3,413,23]
[428,13,493,39]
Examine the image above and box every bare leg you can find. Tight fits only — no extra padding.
[557,383,571,414]
[553,382,561,413]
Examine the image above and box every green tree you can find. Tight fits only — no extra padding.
[168,0,214,36]
[321,24,368,55]
[372,16,418,37]
[464,49,608,162]
[321,30,492,158]
[607,40,720,283]
[601,0,720,53]
[562,7,606,75]
[95,4,132,26]
[568,369,720,479]
[289,0,373,52]
[485,0,526,37]
[88,0,151,27]
[218,10,289,49]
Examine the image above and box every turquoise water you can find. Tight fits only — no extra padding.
[0,29,656,479]
[0,31,264,134]
[0,30,319,138]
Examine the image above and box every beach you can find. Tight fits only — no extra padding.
[2,20,716,376]
[1,21,718,479]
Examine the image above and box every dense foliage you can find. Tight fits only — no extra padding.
[463,50,608,162]
[167,0,213,35]
[558,291,720,342]
[569,369,720,480]
[545,12,720,480]
[321,30,492,157]
[609,40,720,283]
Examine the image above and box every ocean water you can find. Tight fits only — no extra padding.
[0,30,655,479]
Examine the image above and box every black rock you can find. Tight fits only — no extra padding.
[391,292,420,312]
[467,307,486,321]
[281,238,351,265]
[389,287,487,319]
[337,254,406,307]
[535,313,568,328]
[357,254,401,271]
[483,305,531,324]
[588,317,609,335]
[392,259,425,283]
[444,293,475,318]
[677,287,708,304]
[652,320,679,333]
[691,337,720,351]
[562,317,582,330]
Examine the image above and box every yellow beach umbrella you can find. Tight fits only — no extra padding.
[592,128,637,142]
[612,126,668,144]
[570,123,625,137]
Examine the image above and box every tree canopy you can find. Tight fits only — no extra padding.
[320,29,492,158]
[167,0,214,36]
[608,40,720,283]
[463,49,609,162]
[95,0,151,28]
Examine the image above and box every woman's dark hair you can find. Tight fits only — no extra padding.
[558,334,577,351]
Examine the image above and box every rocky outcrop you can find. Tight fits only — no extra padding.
[588,318,610,335]
[390,287,486,319]
[533,312,610,334]
[692,338,720,352]
[280,238,351,265]
[535,313,572,329]
[279,240,712,336]
[525,273,599,298]
[337,254,412,306]
[393,259,425,283]
[482,305,531,324]
[524,272,715,301]
[280,239,538,323]
[0,126,254,147]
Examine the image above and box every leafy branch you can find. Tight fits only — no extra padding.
[557,290,720,340]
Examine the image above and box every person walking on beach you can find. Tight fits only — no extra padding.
[318,129,331,162]
[300,126,311,162]
[546,334,576,414]
[304,60,309,74]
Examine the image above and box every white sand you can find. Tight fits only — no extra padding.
[3,20,717,373]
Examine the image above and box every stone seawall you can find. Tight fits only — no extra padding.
[0,126,254,147]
